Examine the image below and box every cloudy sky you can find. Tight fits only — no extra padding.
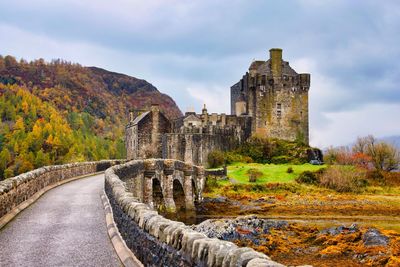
[1,0,399,148]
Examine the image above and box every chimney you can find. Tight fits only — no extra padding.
[150,103,160,113]
[150,104,160,146]
[269,48,283,77]
[129,110,135,122]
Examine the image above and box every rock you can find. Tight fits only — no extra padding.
[320,224,359,236]
[214,196,227,203]
[193,216,289,245]
[246,258,285,267]
[362,229,389,247]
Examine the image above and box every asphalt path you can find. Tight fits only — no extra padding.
[0,174,121,267]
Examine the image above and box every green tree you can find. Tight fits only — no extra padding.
[0,148,12,179]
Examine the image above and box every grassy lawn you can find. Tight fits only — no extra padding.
[227,162,326,184]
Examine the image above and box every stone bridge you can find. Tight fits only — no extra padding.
[0,159,285,267]
[114,159,205,213]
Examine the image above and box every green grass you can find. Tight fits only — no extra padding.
[227,162,326,184]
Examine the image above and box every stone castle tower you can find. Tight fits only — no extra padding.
[126,48,311,166]
[231,48,310,144]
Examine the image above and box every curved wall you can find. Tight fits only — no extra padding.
[105,159,285,267]
[0,160,123,220]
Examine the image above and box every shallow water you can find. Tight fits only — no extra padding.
[163,208,400,234]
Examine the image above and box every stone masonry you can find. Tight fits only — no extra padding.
[126,48,310,166]
[0,160,123,220]
[105,160,285,266]
[231,48,310,143]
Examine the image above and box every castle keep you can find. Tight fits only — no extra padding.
[126,49,310,166]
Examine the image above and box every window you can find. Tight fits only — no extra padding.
[277,103,282,119]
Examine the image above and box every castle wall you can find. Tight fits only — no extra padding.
[126,108,171,160]
[126,48,310,165]
[255,77,309,143]
[230,82,240,115]
[125,124,136,160]
[163,129,242,166]
[231,49,310,144]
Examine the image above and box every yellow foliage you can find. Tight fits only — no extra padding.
[319,245,344,256]
[387,256,400,267]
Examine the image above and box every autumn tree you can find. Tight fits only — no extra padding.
[352,135,400,172]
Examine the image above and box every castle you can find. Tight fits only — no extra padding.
[125,48,310,166]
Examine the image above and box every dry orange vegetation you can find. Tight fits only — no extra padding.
[199,180,400,266]
[200,190,400,221]
[233,223,400,266]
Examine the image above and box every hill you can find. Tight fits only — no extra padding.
[0,55,182,179]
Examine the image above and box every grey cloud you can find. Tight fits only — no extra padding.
[1,0,400,146]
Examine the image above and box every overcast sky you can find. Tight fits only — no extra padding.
[1,0,399,148]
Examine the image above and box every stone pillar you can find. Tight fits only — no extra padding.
[183,165,195,211]
[184,135,193,163]
[194,166,206,203]
[143,170,155,208]
[163,168,176,213]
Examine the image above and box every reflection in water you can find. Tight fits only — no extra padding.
[163,209,198,225]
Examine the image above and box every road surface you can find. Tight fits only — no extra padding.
[0,173,121,267]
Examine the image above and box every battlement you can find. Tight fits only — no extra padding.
[231,48,310,144]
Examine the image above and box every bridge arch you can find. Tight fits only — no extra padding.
[116,159,205,213]
[172,179,185,212]
[152,178,164,212]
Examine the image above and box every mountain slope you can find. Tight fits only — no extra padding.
[0,56,182,120]
[0,55,182,179]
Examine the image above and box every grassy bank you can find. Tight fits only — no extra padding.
[226,162,325,184]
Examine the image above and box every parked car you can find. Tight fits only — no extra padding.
[310,159,323,165]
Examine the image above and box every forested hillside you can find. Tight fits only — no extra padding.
[0,55,182,179]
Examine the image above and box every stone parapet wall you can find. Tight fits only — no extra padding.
[205,167,227,178]
[0,160,124,219]
[110,159,205,213]
[105,160,285,267]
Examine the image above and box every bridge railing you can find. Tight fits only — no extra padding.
[105,159,284,267]
[110,159,205,212]
[0,160,124,220]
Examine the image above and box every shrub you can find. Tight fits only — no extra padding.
[224,152,253,164]
[242,156,254,163]
[296,171,318,184]
[382,171,400,186]
[203,175,219,193]
[366,170,384,181]
[286,167,294,173]
[319,166,367,193]
[236,136,313,164]
[207,150,225,168]
[247,168,263,183]
[271,155,290,164]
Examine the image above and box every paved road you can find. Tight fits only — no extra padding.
[0,174,121,267]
